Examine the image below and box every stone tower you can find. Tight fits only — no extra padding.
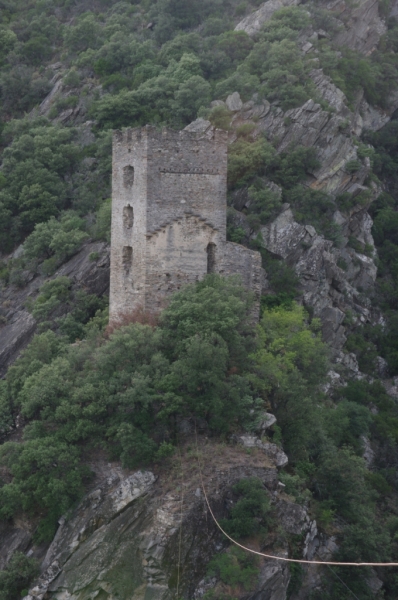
[110,125,263,322]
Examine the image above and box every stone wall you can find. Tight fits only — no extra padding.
[110,126,263,321]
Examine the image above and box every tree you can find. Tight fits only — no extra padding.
[0,552,39,600]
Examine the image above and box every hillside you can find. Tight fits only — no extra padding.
[1,0,398,598]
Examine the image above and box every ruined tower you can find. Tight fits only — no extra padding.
[110,125,263,322]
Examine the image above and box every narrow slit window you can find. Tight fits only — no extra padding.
[123,165,135,188]
[122,246,133,275]
[123,205,134,230]
[207,243,216,274]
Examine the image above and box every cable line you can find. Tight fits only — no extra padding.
[176,444,185,600]
[194,427,398,568]
[327,565,361,600]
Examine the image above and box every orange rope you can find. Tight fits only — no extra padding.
[194,429,398,568]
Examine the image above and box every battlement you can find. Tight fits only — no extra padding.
[110,126,262,321]
[113,125,228,148]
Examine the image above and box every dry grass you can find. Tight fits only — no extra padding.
[106,306,159,335]
[152,437,275,499]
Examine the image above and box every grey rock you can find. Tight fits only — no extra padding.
[376,356,389,378]
[301,41,313,54]
[360,96,391,131]
[336,351,361,376]
[235,0,300,37]
[303,520,319,560]
[317,536,339,561]
[0,310,37,380]
[276,500,308,535]
[291,535,339,600]
[39,76,64,116]
[194,577,217,598]
[333,0,386,54]
[361,435,375,467]
[24,460,287,600]
[226,92,243,112]
[210,99,225,108]
[256,205,378,350]
[11,244,25,259]
[0,524,31,570]
[239,435,288,467]
[322,370,342,394]
[255,412,277,433]
[184,118,212,133]
[0,241,110,378]
[366,569,383,594]
[251,557,291,600]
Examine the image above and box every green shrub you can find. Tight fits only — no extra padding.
[245,181,282,228]
[0,277,259,529]
[0,437,88,540]
[63,12,103,52]
[345,331,378,375]
[220,477,272,538]
[206,105,232,130]
[207,547,259,590]
[287,563,305,598]
[0,552,39,600]
[345,159,362,173]
[92,197,112,242]
[0,121,81,250]
[235,3,248,16]
[28,276,72,321]
[227,137,275,188]
[24,212,88,274]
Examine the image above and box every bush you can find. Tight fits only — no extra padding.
[245,181,282,228]
[221,477,272,539]
[28,276,71,321]
[24,212,88,274]
[0,66,51,119]
[227,137,276,188]
[63,12,103,52]
[0,552,39,600]
[0,121,81,249]
[0,437,88,540]
[0,277,259,529]
[207,547,259,591]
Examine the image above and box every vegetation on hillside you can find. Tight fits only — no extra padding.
[1,0,398,598]
[0,276,397,598]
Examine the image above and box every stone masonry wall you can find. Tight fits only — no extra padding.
[110,125,263,321]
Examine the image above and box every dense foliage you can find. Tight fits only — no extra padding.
[1,0,398,597]
[1,275,397,600]
[0,552,39,600]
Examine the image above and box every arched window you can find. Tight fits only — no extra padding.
[207,243,216,274]
[123,165,135,188]
[123,205,134,230]
[122,246,133,275]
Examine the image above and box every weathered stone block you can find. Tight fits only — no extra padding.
[110,126,263,321]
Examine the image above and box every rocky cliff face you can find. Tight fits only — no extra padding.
[0,241,109,378]
[15,434,333,600]
[186,0,398,355]
[0,0,396,598]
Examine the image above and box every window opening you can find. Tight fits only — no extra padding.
[207,243,216,274]
[123,165,135,188]
[122,246,133,275]
[123,205,134,229]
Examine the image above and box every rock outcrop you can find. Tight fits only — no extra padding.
[332,0,387,54]
[236,0,386,56]
[0,241,110,378]
[257,205,378,349]
[235,0,301,37]
[14,437,318,600]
